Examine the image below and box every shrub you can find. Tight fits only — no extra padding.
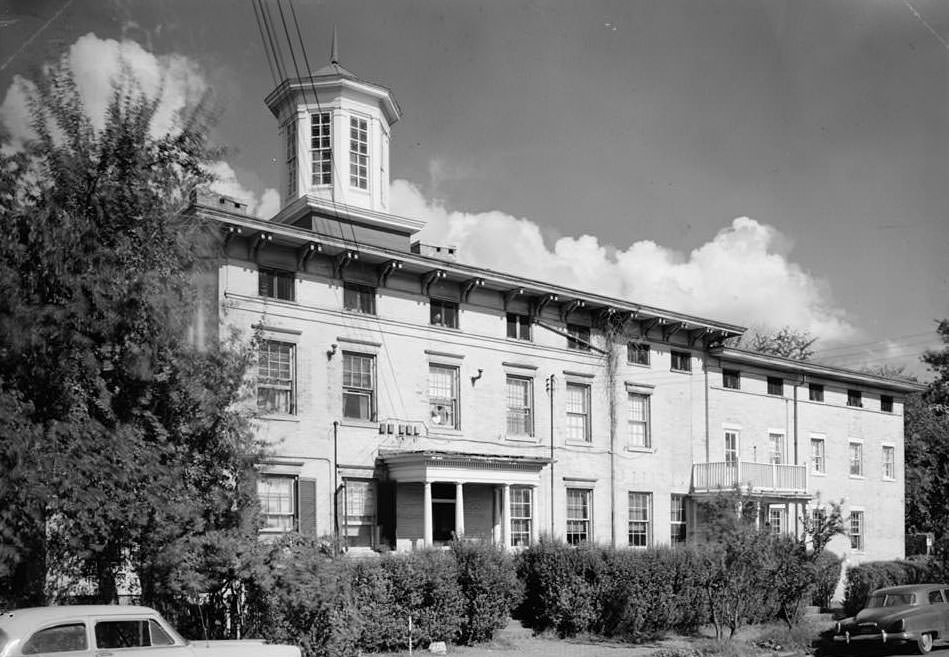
[515,539,600,636]
[843,559,939,616]
[451,541,522,644]
[811,550,842,610]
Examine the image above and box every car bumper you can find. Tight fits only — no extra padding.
[833,631,917,646]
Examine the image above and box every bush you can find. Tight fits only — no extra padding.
[811,550,842,610]
[451,541,522,644]
[843,559,939,616]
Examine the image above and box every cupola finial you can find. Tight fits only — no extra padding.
[331,26,339,65]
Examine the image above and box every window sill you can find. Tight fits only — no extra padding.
[506,434,538,443]
[339,418,381,429]
[626,446,655,454]
[670,368,692,375]
[429,427,463,437]
[812,471,826,477]
[566,440,594,447]
[257,414,300,423]
[883,476,896,482]
[723,386,741,392]
[626,361,651,368]
[849,474,865,480]
[342,308,377,318]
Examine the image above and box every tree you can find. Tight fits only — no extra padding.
[0,60,261,609]
[730,326,817,361]
[923,319,949,411]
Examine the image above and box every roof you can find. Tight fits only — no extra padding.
[873,584,948,595]
[712,347,927,393]
[0,605,160,635]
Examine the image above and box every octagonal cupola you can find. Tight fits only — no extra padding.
[265,31,401,214]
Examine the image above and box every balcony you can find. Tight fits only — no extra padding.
[691,461,809,498]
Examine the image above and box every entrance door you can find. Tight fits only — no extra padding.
[432,502,456,542]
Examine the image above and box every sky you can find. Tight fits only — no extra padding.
[1,0,947,378]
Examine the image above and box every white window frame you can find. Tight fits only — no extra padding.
[566,323,591,351]
[349,115,369,189]
[342,352,376,421]
[769,431,786,465]
[565,382,591,443]
[510,486,533,547]
[627,392,651,449]
[342,478,377,548]
[566,487,592,545]
[768,506,785,534]
[670,350,691,373]
[429,364,460,429]
[627,342,650,366]
[882,444,896,480]
[506,375,534,437]
[285,119,297,197]
[628,492,652,548]
[849,509,865,551]
[849,440,864,477]
[257,474,297,533]
[724,430,739,465]
[343,282,376,315]
[310,111,331,186]
[258,340,296,415]
[506,313,532,341]
[670,494,687,544]
[430,298,459,328]
[811,435,826,474]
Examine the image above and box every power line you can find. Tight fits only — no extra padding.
[811,331,938,356]
[251,0,280,87]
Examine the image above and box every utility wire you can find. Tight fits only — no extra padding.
[252,0,280,87]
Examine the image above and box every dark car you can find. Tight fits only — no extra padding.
[833,584,949,654]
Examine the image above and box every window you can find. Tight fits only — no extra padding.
[566,488,591,545]
[811,438,825,474]
[628,492,652,547]
[849,511,864,551]
[671,350,691,372]
[349,116,368,188]
[506,375,533,436]
[847,389,863,408]
[881,395,894,413]
[811,506,827,529]
[286,119,297,197]
[769,432,785,464]
[722,369,741,390]
[565,382,591,442]
[257,474,296,532]
[767,377,784,396]
[768,507,785,534]
[724,430,739,465]
[628,342,650,366]
[94,620,172,649]
[506,313,532,340]
[510,486,533,547]
[259,268,295,301]
[670,495,687,544]
[930,590,946,605]
[566,323,591,351]
[849,441,864,476]
[429,364,459,429]
[343,478,377,547]
[258,341,295,414]
[311,112,331,185]
[809,383,824,402]
[882,445,895,479]
[430,299,459,328]
[627,392,650,449]
[343,352,375,420]
[22,624,88,654]
[343,282,376,314]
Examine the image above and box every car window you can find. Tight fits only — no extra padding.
[929,590,946,604]
[149,619,174,646]
[95,619,152,648]
[22,623,88,654]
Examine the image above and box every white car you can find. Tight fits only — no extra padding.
[0,605,300,657]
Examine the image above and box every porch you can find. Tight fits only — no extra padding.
[691,461,808,496]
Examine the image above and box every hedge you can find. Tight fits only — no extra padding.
[842,559,941,616]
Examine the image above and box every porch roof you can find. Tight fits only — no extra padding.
[379,449,550,485]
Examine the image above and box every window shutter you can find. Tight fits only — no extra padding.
[298,478,317,535]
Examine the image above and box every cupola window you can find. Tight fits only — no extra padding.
[350,116,369,189]
[311,112,332,186]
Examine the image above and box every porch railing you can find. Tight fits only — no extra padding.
[691,461,807,495]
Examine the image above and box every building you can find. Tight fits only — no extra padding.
[189,43,922,564]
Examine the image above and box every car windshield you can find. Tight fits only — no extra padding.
[0,628,7,654]
[868,593,917,608]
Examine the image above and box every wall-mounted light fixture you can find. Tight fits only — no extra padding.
[326,343,338,359]
[470,368,484,386]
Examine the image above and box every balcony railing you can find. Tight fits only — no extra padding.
[691,461,808,496]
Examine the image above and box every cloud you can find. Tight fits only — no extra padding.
[0,33,278,218]
[390,178,856,342]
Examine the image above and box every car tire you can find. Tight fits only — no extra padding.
[916,632,933,654]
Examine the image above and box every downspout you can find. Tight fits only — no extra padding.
[792,373,804,538]
[548,374,556,537]
[704,354,711,464]
[608,332,617,549]
[333,420,340,543]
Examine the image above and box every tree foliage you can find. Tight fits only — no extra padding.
[730,326,817,361]
[0,59,260,607]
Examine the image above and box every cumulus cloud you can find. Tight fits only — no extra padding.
[390,178,856,342]
[0,33,278,218]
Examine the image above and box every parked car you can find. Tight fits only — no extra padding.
[0,605,300,657]
[833,583,949,654]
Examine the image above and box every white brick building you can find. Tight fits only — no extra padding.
[190,46,921,563]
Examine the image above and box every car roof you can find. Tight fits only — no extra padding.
[0,605,160,636]
[873,584,949,595]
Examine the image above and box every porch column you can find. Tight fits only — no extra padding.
[785,502,790,536]
[455,482,465,539]
[423,481,433,547]
[755,499,761,531]
[530,485,539,544]
[502,484,511,549]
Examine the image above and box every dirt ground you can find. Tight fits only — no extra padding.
[375,635,695,657]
